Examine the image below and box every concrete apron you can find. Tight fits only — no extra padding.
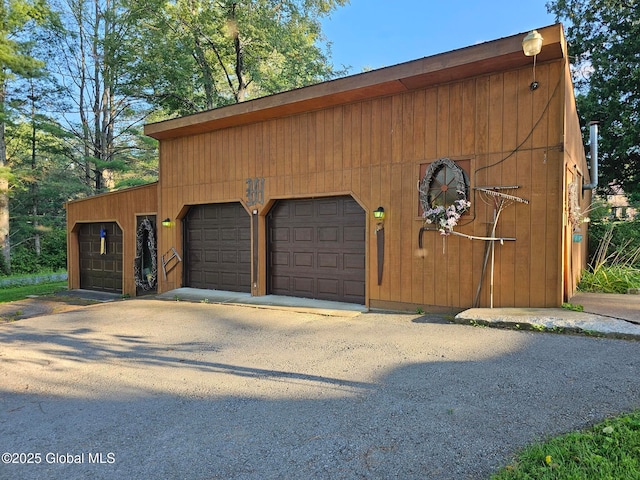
[456,292,640,340]
[156,288,368,318]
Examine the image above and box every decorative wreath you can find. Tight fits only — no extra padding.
[419,158,471,235]
[134,218,158,291]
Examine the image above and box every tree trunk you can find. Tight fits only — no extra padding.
[230,3,248,102]
[0,85,10,271]
[30,83,40,256]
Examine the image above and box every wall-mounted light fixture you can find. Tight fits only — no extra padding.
[162,218,172,227]
[373,206,385,220]
[522,29,543,91]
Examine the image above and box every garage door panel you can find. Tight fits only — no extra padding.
[272,227,290,242]
[344,280,366,298]
[318,227,338,242]
[294,202,313,217]
[184,203,250,292]
[344,253,365,270]
[271,275,290,290]
[239,251,251,265]
[294,227,313,242]
[203,229,219,241]
[344,226,365,242]
[293,252,313,267]
[78,222,123,294]
[272,252,290,267]
[268,196,365,304]
[220,227,238,241]
[344,200,364,215]
[204,251,219,264]
[317,201,338,216]
[318,253,338,268]
[220,250,238,265]
[292,277,314,295]
[317,278,339,295]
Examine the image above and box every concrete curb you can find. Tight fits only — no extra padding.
[455,307,640,340]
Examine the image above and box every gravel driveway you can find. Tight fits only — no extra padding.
[1,299,639,479]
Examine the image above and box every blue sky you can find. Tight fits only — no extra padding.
[321,0,557,73]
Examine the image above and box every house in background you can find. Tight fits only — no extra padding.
[607,184,637,220]
[66,23,592,311]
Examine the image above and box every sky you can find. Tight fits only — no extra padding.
[321,0,558,74]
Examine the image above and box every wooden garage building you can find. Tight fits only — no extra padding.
[66,23,592,310]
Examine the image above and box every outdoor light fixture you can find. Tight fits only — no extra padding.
[522,30,543,57]
[374,207,385,286]
[522,29,543,91]
[162,218,172,227]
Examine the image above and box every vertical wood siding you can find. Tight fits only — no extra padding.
[66,183,158,296]
[156,60,573,308]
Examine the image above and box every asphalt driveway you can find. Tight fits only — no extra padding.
[1,299,639,480]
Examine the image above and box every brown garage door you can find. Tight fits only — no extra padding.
[268,196,365,304]
[78,222,123,294]
[184,203,251,292]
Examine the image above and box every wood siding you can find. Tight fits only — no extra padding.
[157,60,570,308]
[563,59,592,300]
[66,183,158,296]
[66,25,589,309]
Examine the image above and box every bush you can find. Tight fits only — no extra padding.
[579,266,640,293]
[588,220,640,268]
[580,222,640,293]
[9,228,67,275]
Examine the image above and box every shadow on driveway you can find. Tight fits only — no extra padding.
[1,300,639,479]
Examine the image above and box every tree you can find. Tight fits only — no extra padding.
[48,0,158,193]
[126,0,349,116]
[0,0,51,271]
[547,0,640,197]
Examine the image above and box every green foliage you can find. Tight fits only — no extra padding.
[10,228,67,275]
[548,0,640,197]
[579,221,640,293]
[0,280,67,304]
[579,266,640,294]
[492,410,640,479]
[562,302,584,312]
[588,220,640,268]
[127,0,349,115]
[0,0,50,82]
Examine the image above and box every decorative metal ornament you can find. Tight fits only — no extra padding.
[419,158,469,212]
[134,218,158,291]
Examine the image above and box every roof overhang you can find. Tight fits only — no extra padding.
[145,23,565,140]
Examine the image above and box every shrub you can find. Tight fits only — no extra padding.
[580,224,640,293]
[9,228,67,275]
[588,219,640,268]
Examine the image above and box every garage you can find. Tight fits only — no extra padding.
[78,222,123,294]
[183,203,251,292]
[268,196,366,304]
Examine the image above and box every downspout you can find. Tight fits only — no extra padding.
[583,121,599,191]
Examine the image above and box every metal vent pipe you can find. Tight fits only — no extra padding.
[583,121,599,191]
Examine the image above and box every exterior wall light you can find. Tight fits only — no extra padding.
[522,30,543,91]
[374,207,385,286]
[522,30,543,57]
[162,218,172,227]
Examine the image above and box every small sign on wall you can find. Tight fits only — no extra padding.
[246,177,265,206]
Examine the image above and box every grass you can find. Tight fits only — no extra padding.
[492,410,640,479]
[0,281,68,303]
[579,226,640,293]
